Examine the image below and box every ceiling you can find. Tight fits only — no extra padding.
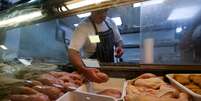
[59,4,140,30]
[58,0,201,33]
[1,0,201,32]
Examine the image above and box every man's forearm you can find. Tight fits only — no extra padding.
[68,49,86,73]
[116,40,123,48]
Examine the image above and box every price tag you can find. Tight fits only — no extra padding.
[89,35,100,43]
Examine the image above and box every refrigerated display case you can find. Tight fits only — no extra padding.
[1,0,201,101]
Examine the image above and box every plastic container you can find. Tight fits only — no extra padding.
[166,74,201,101]
[79,78,126,101]
[56,91,116,101]
[57,78,126,101]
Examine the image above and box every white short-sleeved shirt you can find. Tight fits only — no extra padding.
[69,17,122,58]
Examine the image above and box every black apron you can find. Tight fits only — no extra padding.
[89,19,115,63]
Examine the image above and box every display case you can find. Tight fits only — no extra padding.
[1,0,200,65]
[1,0,201,101]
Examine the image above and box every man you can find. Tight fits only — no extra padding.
[68,9,124,83]
[192,25,201,62]
[180,12,201,63]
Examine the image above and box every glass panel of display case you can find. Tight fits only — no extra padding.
[140,0,201,64]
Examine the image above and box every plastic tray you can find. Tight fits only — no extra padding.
[57,78,126,101]
[166,74,201,101]
[56,91,116,101]
[78,78,126,101]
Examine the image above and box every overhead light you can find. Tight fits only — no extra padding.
[66,0,110,10]
[61,6,68,12]
[176,27,182,33]
[77,12,91,18]
[133,0,165,8]
[133,2,142,8]
[111,17,122,26]
[74,24,79,27]
[28,0,37,3]
[143,0,165,6]
[0,10,43,27]
[0,45,8,50]
[168,6,201,20]
[57,8,61,12]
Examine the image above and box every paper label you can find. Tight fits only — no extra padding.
[89,35,100,43]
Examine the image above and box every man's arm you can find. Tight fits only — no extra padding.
[109,18,124,57]
[116,40,124,48]
[68,49,86,73]
[68,22,89,72]
[115,41,124,58]
[68,21,108,83]
[68,49,108,83]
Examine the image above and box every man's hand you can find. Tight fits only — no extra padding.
[83,68,108,83]
[115,47,124,58]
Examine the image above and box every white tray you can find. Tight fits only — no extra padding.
[166,74,201,101]
[57,78,126,101]
[56,91,116,101]
[78,78,126,101]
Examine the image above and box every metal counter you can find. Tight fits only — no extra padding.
[99,63,201,79]
[59,63,201,79]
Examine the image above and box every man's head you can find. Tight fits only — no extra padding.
[90,9,108,24]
